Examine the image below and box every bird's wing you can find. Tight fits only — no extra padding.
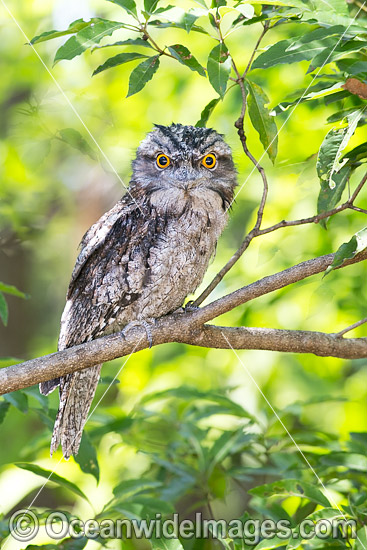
[60,197,158,349]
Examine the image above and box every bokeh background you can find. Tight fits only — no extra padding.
[0,1,366,548]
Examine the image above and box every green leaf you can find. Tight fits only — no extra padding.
[168,44,206,76]
[144,0,161,12]
[108,0,137,16]
[254,535,290,550]
[317,165,350,227]
[355,526,367,550]
[93,52,148,75]
[15,463,90,502]
[249,479,331,507]
[207,43,231,98]
[181,11,201,33]
[54,20,124,63]
[325,227,367,274]
[246,79,278,163]
[150,536,184,550]
[113,478,162,498]
[345,142,367,164]
[74,433,100,483]
[0,282,28,299]
[30,18,96,45]
[287,508,348,550]
[196,97,220,127]
[239,0,308,7]
[3,391,28,413]
[321,452,367,471]
[252,26,345,70]
[127,55,160,97]
[307,40,367,74]
[93,38,154,50]
[271,82,344,115]
[58,128,97,160]
[0,293,8,326]
[0,401,10,425]
[317,110,363,190]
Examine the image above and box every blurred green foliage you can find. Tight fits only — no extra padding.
[0,1,367,549]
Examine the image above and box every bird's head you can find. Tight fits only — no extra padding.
[130,123,237,213]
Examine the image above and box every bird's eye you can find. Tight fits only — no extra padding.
[202,153,217,169]
[156,153,171,169]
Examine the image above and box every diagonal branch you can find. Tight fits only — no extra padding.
[1,248,366,395]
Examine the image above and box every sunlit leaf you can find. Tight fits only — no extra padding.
[0,402,10,425]
[3,391,28,413]
[74,433,100,483]
[0,282,28,299]
[325,227,367,274]
[196,97,220,127]
[249,479,331,507]
[271,82,344,115]
[246,79,278,163]
[287,508,349,550]
[252,26,345,70]
[207,43,231,98]
[93,52,148,75]
[144,0,160,12]
[15,463,90,502]
[355,526,367,550]
[58,128,97,160]
[93,38,154,50]
[168,44,206,76]
[317,110,362,189]
[54,20,125,63]
[108,0,137,16]
[0,293,8,326]
[30,18,97,45]
[317,165,350,228]
[113,478,162,498]
[150,536,185,550]
[127,55,160,97]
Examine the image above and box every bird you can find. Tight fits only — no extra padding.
[40,123,238,459]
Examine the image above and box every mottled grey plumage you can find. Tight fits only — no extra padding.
[40,124,237,458]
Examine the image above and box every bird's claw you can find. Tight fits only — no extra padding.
[123,319,155,348]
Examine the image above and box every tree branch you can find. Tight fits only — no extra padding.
[1,248,366,395]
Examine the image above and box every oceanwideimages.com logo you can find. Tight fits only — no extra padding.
[8,509,357,546]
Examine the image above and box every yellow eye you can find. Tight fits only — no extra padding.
[156,153,171,169]
[202,153,217,169]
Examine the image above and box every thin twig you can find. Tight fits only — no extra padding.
[335,317,367,338]
[194,171,367,306]
[194,27,270,307]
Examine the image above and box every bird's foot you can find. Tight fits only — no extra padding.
[184,300,200,313]
[123,319,156,348]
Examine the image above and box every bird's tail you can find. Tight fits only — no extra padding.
[50,364,102,459]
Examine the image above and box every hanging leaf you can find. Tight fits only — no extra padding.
[246,79,278,163]
[168,44,206,76]
[196,97,220,127]
[3,391,28,413]
[317,110,363,190]
[0,282,28,299]
[127,55,160,97]
[93,52,148,75]
[150,536,184,550]
[93,38,154,50]
[107,0,137,16]
[0,293,8,326]
[144,0,160,12]
[325,227,367,275]
[271,82,344,116]
[0,402,10,425]
[74,433,100,483]
[54,20,125,63]
[317,165,350,228]
[58,128,97,160]
[30,18,98,45]
[207,43,231,98]
[252,26,344,70]
[113,478,162,498]
[249,479,331,507]
[15,463,91,502]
